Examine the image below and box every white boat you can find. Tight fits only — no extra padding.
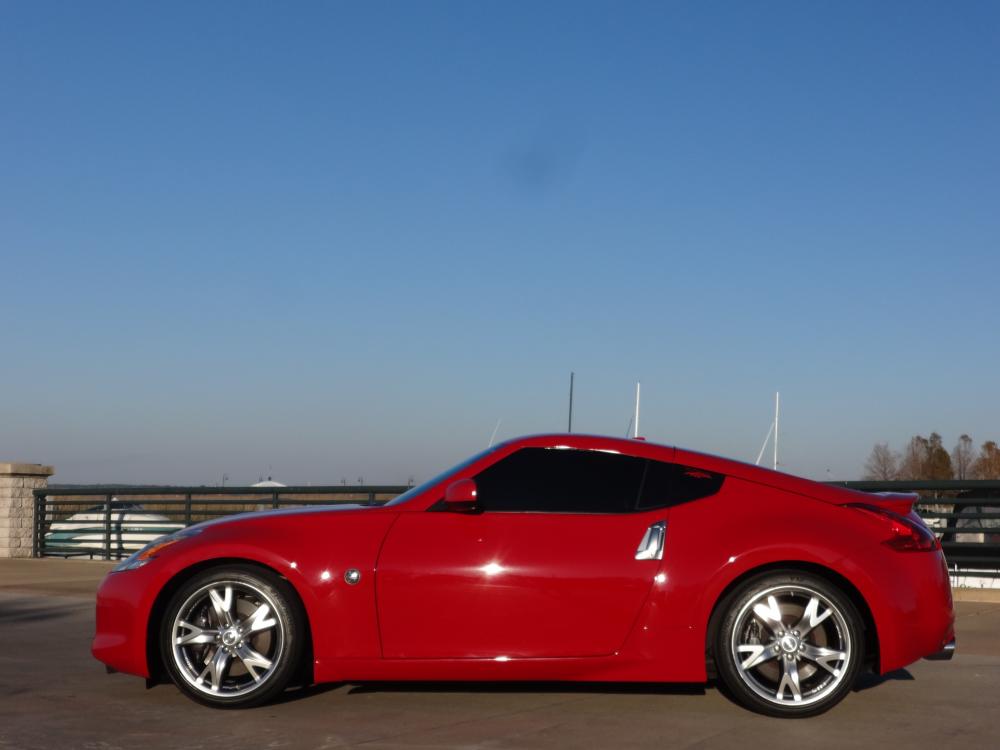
[45,500,184,554]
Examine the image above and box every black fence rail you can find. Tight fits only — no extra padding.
[836,480,1000,578]
[32,485,408,560]
[32,480,1000,577]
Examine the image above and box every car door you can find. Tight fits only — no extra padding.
[376,447,668,659]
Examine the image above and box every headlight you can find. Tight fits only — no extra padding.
[112,527,203,572]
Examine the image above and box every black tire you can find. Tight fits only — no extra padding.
[160,564,305,708]
[713,570,865,718]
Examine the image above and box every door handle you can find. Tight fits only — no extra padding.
[635,520,666,560]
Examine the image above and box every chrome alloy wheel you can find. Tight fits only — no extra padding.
[170,580,286,698]
[730,584,852,707]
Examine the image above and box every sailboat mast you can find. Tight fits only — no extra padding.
[568,372,575,432]
[633,382,641,439]
[773,391,780,470]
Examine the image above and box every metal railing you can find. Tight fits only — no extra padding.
[835,480,1000,578]
[32,485,408,560]
[31,480,1000,576]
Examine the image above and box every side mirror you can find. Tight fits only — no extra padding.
[443,478,478,512]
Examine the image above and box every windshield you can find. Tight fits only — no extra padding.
[384,446,501,507]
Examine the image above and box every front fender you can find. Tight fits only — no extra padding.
[93,508,399,679]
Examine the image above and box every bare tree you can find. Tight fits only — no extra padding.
[864,442,899,480]
[952,434,975,480]
[925,432,954,479]
[972,440,1000,479]
[898,435,928,480]
[896,433,954,480]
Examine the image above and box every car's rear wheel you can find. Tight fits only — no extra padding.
[714,571,865,717]
[160,565,304,707]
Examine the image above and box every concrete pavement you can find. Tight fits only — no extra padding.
[1,559,997,750]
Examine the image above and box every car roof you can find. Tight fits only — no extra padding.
[499,433,864,505]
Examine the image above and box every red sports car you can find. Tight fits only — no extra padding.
[93,434,955,717]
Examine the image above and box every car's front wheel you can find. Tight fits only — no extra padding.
[160,565,304,708]
[714,570,865,717]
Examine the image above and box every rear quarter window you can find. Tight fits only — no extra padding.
[638,460,725,510]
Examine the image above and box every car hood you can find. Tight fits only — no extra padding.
[190,503,374,532]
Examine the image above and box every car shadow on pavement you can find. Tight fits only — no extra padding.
[256,681,707,707]
[707,670,913,712]
[344,681,707,696]
[200,671,915,708]
[263,682,347,705]
[853,668,914,691]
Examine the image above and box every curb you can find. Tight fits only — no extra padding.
[952,587,1000,604]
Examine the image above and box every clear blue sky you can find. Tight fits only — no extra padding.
[2,1,998,484]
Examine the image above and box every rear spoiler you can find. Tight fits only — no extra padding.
[856,492,921,516]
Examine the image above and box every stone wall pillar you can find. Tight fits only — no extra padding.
[0,462,54,558]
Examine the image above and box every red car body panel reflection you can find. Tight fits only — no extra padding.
[92,434,955,687]
[377,511,661,658]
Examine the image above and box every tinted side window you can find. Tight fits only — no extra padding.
[638,460,725,510]
[476,448,646,513]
